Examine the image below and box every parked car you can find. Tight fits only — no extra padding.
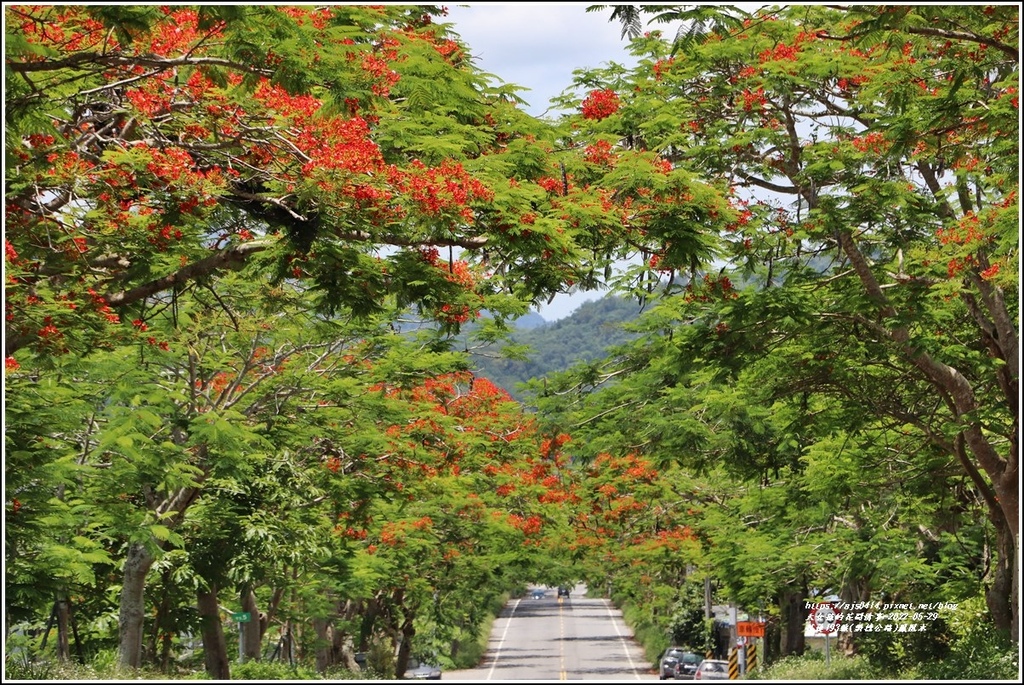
[693,659,730,680]
[404,657,442,680]
[674,651,702,679]
[659,648,701,680]
[557,586,571,597]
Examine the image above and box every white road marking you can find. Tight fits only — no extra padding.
[604,599,643,680]
[486,597,521,680]
[559,598,567,679]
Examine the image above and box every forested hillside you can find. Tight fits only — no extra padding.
[470,296,644,400]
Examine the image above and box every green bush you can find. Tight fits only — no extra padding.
[748,652,881,681]
[900,603,1018,681]
[320,664,381,680]
[616,596,673,668]
[3,655,174,681]
[449,591,511,670]
[4,656,59,681]
[230,660,320,680]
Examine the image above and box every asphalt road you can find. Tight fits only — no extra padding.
[445,585,660,681]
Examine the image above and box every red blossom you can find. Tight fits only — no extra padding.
[980,263,1001,280]
[583,139,616,166]
[581,89,620,121]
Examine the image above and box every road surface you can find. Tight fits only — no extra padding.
[445,585,659,680]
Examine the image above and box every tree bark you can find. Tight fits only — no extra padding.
[395,616,416,680]
[763,617,781,666]
[779,585,807,656]
[55,595,71,663]
[240,587,264,661]
[358,596,380,652]
[117,542,156,669]
[837,575,871,656]
[313,617,334,673]
[197,585,230,680]
[986,516,1016,637]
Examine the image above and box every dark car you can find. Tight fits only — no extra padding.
[557,586,571,597]
[531,589,546,599]
[404,657,442,680]
[659,647,700,680]
[693,659,730,680]
[674,651,702,679]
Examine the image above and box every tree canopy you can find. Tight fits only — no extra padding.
[4,3,1019,680]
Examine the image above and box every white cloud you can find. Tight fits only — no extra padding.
[440,4,641,319]
[443,3,638,116]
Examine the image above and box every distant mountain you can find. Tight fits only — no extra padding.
[470,295,644,402]
[514,310,547,330]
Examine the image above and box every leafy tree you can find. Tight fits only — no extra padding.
[563,3,1018,643]
[3,3,633,673]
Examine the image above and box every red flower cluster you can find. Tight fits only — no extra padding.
[508,513,543,536]
[851,131,887,154]
[581,89,620,121]
[584,139,616,166]
[742,87,767,111]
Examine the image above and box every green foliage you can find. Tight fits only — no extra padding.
[469,295,644,400]
[230,660,321,680]
[541,3,1018,669]
[667,581,709,649]
[748,652,881,681]
[3,649,176,681]
[891,597,1019,681]
[4,4,1020,679]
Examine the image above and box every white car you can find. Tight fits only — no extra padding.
[404,657,442,680]
[693,659,730,680]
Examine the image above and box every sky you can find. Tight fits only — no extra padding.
[442,3,642,320]
[443,3,639,119]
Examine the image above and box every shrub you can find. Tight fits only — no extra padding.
[901,598,1018,681]
[230,660,320,680]
[748,652,880,681]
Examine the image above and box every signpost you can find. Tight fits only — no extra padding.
[809,602,841,668]
[233,612,251,663]
[736,621,764,638]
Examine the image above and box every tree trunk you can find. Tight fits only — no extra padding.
[240,588,264,661]
[834,221,1020,644]
[160,630,173,673]
[837,574,871,656]
[313,617,334,672]
[197,584,230,680]
[986,515,1016,636]
[117,542,156,669]
[763,617,781,666]
[358,596,379,652]
[995,471,1019,643]
[55,595,71,663]
[779,586,807,656]
[116,486,201,670]
[395,616,416,680]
